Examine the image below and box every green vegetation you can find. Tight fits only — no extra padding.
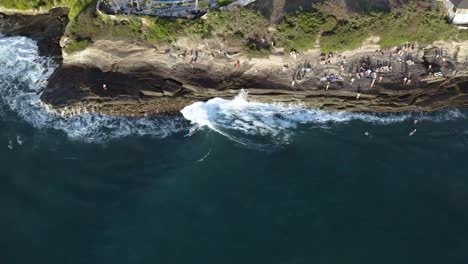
[377,6,462,47]
[144,17,181,43]
[64,39,90,53]
[3,0,466,56]
[68,0,94,21]
[206,9,269,40]
[0,0,93,20]
[276,12,336,52]
[0,0,59,10]
[182,20,211,40]
[217,0,234,6]
[319,14,376,53]
[206,8,270,55]
[320,5,467,52]
[197,0,209,10]
[68,11,142,41]
[278,5,464,53]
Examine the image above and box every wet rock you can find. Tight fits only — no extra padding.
[0,7,69,61]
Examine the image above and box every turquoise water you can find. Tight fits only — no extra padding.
[1,36,467,264]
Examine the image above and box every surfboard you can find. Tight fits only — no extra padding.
[184,125,200,137]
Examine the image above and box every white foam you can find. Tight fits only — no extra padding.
[0,36,186,142]
[0,36,464,144]
[181,89,465,146]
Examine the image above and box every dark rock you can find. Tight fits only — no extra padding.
[0,7,69,61]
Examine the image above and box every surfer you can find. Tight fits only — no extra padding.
[185,125,200,137]
[409,129,417,136]
[16,136,23,145]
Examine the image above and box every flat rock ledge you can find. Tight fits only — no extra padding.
[41,63,468,117]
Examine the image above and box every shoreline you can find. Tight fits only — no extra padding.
[0,7,69,60]
[1,8,468,117]
[41,38,468,117]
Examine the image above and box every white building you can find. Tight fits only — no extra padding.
[444,0,468,24]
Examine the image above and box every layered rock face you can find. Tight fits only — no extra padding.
[1,5,467,118]
[0,7,69,60]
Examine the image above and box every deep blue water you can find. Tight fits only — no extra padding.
[0,36,467,264]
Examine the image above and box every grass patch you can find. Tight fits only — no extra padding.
[67,7,211,46]
[0,0,94,21]
[377,6,461,48]
[68,10,143,41]
[206,9,269,40]
[0,0,57,10]
[143,17,181,43]
[64,39,90,53]
[320,4,467,52]
[217,0,234,6]
[319,14,376,53]
[276,12,332,52]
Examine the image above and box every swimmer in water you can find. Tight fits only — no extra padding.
[409,129,417,136]
[364,131,369,136]
[7,140,13,149]
[16,136,23,145]
[414,119,418,125]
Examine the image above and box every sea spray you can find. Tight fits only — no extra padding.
[0,36,464,144]
[181,89,465,147]
[0,36,186,142]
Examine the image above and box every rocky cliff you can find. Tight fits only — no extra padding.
[1,6,468,118]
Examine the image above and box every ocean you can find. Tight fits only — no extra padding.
[0,36,467,264]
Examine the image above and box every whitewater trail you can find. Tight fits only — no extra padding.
[0,36,186,142]
[181,89,465,147]
[0,35,465,144]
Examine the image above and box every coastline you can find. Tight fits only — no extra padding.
[42,38,468,116]
[1,8,468,117]
[0,7,69,60]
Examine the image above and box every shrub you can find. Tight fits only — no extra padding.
[206,9,269,40]
[217,0,234,6]
[0,0,95,21]
[144,17,182,43]
[319,16,374,53]
[182,20,211,40]
[319,4,466,52]
[276,12,324,52]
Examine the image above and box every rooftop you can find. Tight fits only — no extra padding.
[97,0,213,17]
[450,0,468,9]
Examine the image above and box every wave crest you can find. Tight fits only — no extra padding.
[0,36,186,142]
[181,89,465,147]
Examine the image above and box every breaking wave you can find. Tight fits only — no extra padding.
[0,36,186,142]
[0,35,464,144]
[181,89,465,147]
